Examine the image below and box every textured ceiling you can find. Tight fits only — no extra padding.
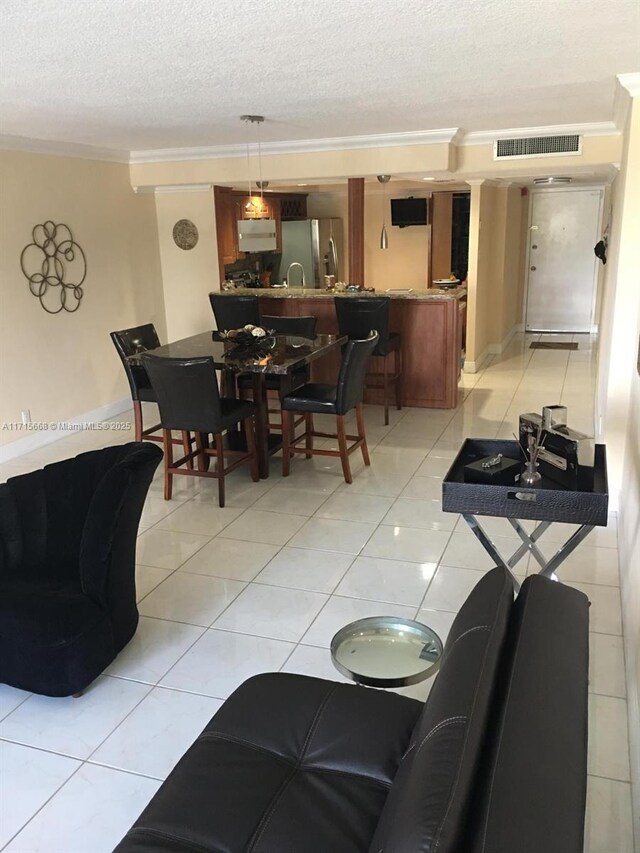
[1,0,639,151]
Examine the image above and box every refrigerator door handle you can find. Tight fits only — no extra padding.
[328,235,339,279]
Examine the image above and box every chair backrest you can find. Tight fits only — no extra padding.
[142,354,225,434]
[261,315,317,338]
[335,297,390,354]
[210,293,260,331]
[335,331,379,414]
[110,324,161,400]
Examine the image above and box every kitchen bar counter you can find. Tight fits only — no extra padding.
[219,287,466,301]
[216,288,465,409]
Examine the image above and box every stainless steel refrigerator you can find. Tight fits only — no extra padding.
[279,219,343,288]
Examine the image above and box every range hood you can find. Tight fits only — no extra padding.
[237,218,277,252]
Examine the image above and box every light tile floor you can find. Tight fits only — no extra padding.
[0,332,634,852]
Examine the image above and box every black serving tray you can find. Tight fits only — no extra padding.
[442,439,608,526]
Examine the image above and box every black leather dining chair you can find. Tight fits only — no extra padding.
[142,354,259,507]
[111,324,194,466]
[281,331,379,484]
[237,315,318,432]
[209,293,260,331]
[334,297,402,425]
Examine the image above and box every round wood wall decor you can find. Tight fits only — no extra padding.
[173,219,199,250]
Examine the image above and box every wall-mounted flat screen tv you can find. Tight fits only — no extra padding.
[391,197,428,227]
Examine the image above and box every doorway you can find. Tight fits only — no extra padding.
[525,188,603,333]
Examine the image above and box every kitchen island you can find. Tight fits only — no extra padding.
[216,288,466,409]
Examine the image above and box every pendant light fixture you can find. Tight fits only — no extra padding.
[377,175,391,249]
[237,115,277,251]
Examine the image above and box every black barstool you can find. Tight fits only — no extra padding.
[334,297,402,425]
[281,332,379,484]
[110,324,194,465]
[209,293,260,331]
[142,354,259,507]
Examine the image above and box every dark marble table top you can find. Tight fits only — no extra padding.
[127,331,346,375]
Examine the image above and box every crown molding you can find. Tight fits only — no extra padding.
[132,183,213,194]
[128,128,461,164]
[0,134,129,163]
[617,72,640,98]
[459,121,620,146]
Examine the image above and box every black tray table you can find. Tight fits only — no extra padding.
[442,439,608,587]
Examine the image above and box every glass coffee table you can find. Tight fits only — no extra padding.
[330,617,443,688]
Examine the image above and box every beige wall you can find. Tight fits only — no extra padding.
[307,188,431,291]
[153,189,220,338]
[596,92,640,837]
[0,150,164,448]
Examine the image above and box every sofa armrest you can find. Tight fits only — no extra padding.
[465,575,590,853]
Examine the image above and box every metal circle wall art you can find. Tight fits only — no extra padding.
[20,221,86,314]
[173,219,199,250]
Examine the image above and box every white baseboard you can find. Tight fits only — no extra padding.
[0,398,132,463]
[464,347,490,374]
[488,323,523,355]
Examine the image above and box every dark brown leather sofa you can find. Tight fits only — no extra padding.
[115,566,589,853]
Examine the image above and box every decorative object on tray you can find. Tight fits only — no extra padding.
[172,219,199,250]
[464,452,521,485]
[519,405,595,490]
[219,324,277,359]
[20,221,86,314]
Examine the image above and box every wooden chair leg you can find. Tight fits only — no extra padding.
[282,410,292,477]
[215,433,225,507]
[304,413,314,459]
[195,432,208,472]
[133,400,143,442]
[245,416,260,482]
[162,429,173,500]
[337,415,352,484]
[182,431,193,469]
[395,348,403,410]
[356,403,371,466]
[383,357,390,426]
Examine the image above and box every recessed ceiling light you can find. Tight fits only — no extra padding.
[422,177,435,181]
[297,183,308,186]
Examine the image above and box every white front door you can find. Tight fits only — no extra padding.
[525,188,603,333]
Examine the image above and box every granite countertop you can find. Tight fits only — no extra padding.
[218,287,467,301]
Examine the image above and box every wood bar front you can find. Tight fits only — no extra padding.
[253,291,465,409]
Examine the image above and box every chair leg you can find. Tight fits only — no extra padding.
[356,403,371,467]
[245,416,260,482]
[163,429,173,500]
[133,400,143,442]
[215,433,225,508]
[282,410,292,477]
[305,413,314,459]
[337,415,352,484]
[383,356,390,426]
[395,348,403,410]
[182,431,193,469]
[195,432,209,472]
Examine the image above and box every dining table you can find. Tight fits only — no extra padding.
[127,330,347,478]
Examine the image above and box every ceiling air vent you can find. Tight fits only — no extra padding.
[494,135,581,160]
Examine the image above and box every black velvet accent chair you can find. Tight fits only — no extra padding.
[238,315,318,432]
[0,442,162,697]
[142,354,259,507]
[110,324,194,466]
[282,331,378,484]
[335,296,403,425]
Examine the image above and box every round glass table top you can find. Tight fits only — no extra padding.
[330,617,443,688]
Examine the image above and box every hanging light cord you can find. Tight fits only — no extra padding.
[257,121,264,202]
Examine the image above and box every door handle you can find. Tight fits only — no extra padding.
[530,266,537,271]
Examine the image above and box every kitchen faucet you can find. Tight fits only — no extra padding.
[286,261,306,288]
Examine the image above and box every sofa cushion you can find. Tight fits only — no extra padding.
[369,566,514,853]
[115,672,423,853]
[464,574,590,853]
